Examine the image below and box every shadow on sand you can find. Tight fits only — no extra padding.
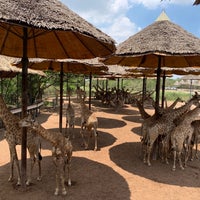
[40,127,117,152]
[109,142,200,187]
[0,156,130,200]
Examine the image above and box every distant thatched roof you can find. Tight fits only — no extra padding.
[103,11,200,67]
[13,57,108,75]
[0,56,46,77]
[193,0,200,5]
[0,0,116,59]
[127,67,200,76]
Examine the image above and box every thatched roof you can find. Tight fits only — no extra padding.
[103,11,200,68]
[193,0,200,5]
[0,55,46,77]
[127,67,200,76]
[13,57,108,75]
[0,0,116,59]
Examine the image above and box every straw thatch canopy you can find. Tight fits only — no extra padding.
[13,57,108,75]
[0,55,46,78]
[193,0,200,5]
[0,0,116,59]
[103,11,200,68]
[127,67,200,76]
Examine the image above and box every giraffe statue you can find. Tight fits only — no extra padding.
[171,105,200,171]
[139,97,184,159]
[0,95,42,186]
[65,90,75,139]
[142,92,200,166]
[135,99,151,120]
[19,116,73,196]
[137,96,184,121]
[190,120,200,160]
[78,94,98,151]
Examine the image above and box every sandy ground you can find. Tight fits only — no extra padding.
[0,98,200,200]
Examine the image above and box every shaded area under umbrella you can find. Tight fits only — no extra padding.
[0,0,116,188]
[13,57,109,132]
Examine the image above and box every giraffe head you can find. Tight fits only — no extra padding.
[18,115,35,128]
[190,91,200,106]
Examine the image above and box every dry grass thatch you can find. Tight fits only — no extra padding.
[103,15,200,68]
[193,0,200,5]
[0,55,46,77]
[13,57,108,75]
[0,0,116,59]
[127,67,200,76]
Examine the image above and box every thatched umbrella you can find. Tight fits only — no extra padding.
[13,57,108,131]
[103,11,200,116]
[0,55,46,78]
[193,0,200,5]
[0,0,116,188]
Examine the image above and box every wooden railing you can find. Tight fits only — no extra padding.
[10,101,44,116]
[0,101,44,129]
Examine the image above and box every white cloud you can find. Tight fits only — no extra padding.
[61,0,195,43]
[130,0,194,9]
[101,16,141,44]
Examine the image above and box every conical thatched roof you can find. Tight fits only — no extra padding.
[193,0,200,5]
[0,0,116,59]
[103,11,200,68]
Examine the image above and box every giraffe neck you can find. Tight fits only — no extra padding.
[136,100,151,119]
[183,107,200,124]
[167,98,180,109]
[167,99,195,120]
[0,96,19,128]
[34,124,60,146]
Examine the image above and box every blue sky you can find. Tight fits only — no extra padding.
[61,0,199,44]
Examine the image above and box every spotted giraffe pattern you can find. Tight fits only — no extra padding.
[19,117,73,196]
[0,95,42,185]
[142,92,200,166]
[171,106,200,171]
[78,94,98,151]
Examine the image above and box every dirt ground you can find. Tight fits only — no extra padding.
[0,98,200,200]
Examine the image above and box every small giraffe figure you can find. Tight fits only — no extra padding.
[142,92,200,166]
[171,105,200,171]
[65,91,75,139]
[78,94,98,151]
[0,95,42,185]
[19,116,73,196]
[190,120,200,160]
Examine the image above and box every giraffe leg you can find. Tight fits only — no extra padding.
[61,172,67,196]
[177,151,184,170]
[171,138,178,171]
[26,157,34,185]
[80,122,88,149]
[54,173,59,196]
[8,148,14,182]
[86,129,91,150]
[93,129,98,151]
[147,135,158,166]
[9,145,21,185]
[195,140,199,159]
[37,155,42,181]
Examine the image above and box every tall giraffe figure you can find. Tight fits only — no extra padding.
[65,90,75,139]
[78,94,98,151]
[0,95,42,185]
[19,116,73,196]
[142,92,200,166]
[171,106,200,171]
[190,120,200,160]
